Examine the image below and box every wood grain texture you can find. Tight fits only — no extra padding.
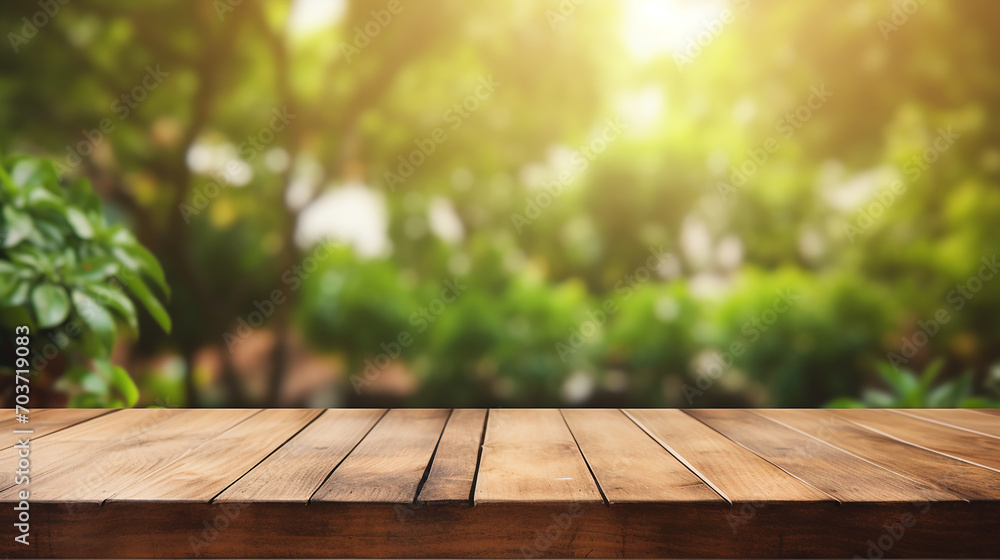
[0,408,113,450]
[5,408,1000,559]
[0,408,191,498]
[562,408,722,503]
[475,408,603,504]
[626,409,831,503]
[312,409,449,503]
[685,409,962,502]
[836,408,1000,472]
[759,408,1000,501]
[895,408,1000,438]
[13,501,1000,559]
[216,409,384,503]
[111,409,320,502]
[417,408,486,503]
[10,409,261,502]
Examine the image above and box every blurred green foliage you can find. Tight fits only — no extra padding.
[828,361,1000,408]
[0,155,170,406]
[1,1,999,407]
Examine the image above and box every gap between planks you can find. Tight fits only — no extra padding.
[209,408,331,503]
[304,409,390,504]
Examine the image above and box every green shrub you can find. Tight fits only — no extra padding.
[0,155,170,406]
[827,360,1000,408]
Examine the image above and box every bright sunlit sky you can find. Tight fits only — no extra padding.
[287,0,729,60]
[622,0,729,60]
[260,0,735,254]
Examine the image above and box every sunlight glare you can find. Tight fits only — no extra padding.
[288,0,346,36]
[623,0,727,61]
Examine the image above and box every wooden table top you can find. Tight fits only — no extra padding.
[2,408,999,558]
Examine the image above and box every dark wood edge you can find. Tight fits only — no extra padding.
[5,501,998,558]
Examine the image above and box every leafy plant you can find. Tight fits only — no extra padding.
[0,155,170,406]
[827,360,1000,408]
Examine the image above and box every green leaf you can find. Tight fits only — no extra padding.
[3,281,32,306]
[0,274,23,303]
[25,187,66,213]
[125,276,171,333]
[824,397,864,408]
[10,158,58,190]
[861,388,896,407]
[31,283,71,328]
[3,204,35,247]
[76,257,121,281]
[71,289,117,356]
[68,178,101,213]
[0,260,16,273]
[120,243,169,296]
[32,218,65,245]
[109,363,139,407]
[81,369,109,395]
[918,359,944,390]
[0,160,16,194]
[68,393,105,408]
[111,245,139,270]
[65,207,95,239]
[927,382,957,407]
[85,284,138,330]
[8,253,40,273]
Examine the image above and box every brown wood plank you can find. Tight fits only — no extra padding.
[474,409,603,504]
[625,409,831,503]
[312,409,449,503]
[416,408,486,503]
[561,408,722,504]
[759,408,1000,501]
[111,409,320,502]
[685,409,961,502]
[0,408,115,450]
[836,408,1000,472]
[15,501,1000,559]
[216,409,384,503]
[0,408,189,497]
[976,408,1000,417]
[0,407,48,438]
[895,408,1000,439]
[1,409,259,502]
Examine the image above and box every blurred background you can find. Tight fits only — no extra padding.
[2,0,1000,409]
